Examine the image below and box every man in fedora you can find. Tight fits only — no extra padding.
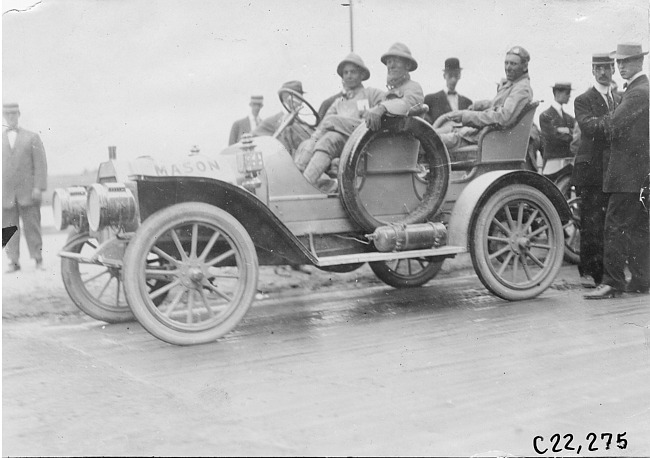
[435,46,533,153]
[252,80,314,156]
[295,52,384,192]
[2,103,48,272]
[586,42,649,299]
[539,82,575,162]
[229,95,264,145]
[571,53,621,289]
[424,57,473,124]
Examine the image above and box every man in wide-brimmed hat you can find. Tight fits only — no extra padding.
[572,53,621,290]
[435,46,533,153]
[296,52,384,192]
[229,95,264,145]
[424,57,473,124]
[586,42,649,299]
[539,82,575,161]
[252,80,315,155]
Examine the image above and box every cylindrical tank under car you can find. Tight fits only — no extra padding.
[367,222,447,252]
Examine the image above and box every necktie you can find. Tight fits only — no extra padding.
[623,82,628,90]
[447,90,457,95]
[606,92,614,113]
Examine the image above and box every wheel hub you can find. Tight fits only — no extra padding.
[179,262,208,288]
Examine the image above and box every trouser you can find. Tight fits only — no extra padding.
[3,203,43,264]
[601,192,650,291]
[434,125,479,152]
[575,185,608,283]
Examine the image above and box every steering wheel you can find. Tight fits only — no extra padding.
[278,88,320,128]
[431,113,460,131]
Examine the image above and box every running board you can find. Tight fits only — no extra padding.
[314,245,467,267]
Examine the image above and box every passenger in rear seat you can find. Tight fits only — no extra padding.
[434,46,533,153]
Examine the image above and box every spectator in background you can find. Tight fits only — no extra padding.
[571,53,620,289]
[539,82,576,162]
[229,95,264,145]
[585,42,649,299]
[2,103,48,272]
[424,57,472,124]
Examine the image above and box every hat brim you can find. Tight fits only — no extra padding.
[380,53,418,71]
[336,61,370,81]
[612,50,649,60]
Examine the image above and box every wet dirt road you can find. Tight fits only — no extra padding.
[3,260,650,456]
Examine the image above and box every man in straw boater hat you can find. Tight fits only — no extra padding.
[294,52,383,192]
[585,42,649,299]
[2,103,48,272]
[434,46,533,153]
[228,95,264,145]
[571,52,621,290]
[539,82,575,163]
[424,57,473,124]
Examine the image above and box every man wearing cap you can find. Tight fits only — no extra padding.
[435,46,533,152]
[424,58,473,124]
[295,52,384,191]
[252,80,314,156]
[539,82,576,162]
[228,95,264,145]
[571,53,621,289]
[2,103,48,272]
[586,43,649,299]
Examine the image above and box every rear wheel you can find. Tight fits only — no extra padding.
[469,185,564,300]
[370,257,443,288]
[555,175,580,264]
[123,203,259,345]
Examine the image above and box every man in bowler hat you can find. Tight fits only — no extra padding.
[229,95,264,145]
[571,53,621,289]
[539,82,575,162]
[585,43,649,299]
[2,103,48,272]
[424,58,472,124]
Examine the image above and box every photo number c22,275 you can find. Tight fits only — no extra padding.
[533,432,627,454]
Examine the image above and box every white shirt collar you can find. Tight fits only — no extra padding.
[551,100,564,116]
[593,82,612,95]
[627,71,645,85]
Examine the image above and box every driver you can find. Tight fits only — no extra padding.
[434,46,533,152]
[294,52,384,191]
[252,80,315,156]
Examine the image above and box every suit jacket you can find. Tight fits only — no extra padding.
[571,86,620,187]
[539,105,575,160]
[423,90,472,124]
[3,127,48,208]
[229,116,253,145]
[604,74,649,193]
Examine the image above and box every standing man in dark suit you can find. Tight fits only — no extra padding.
[585,43,649,299]
[2,103,48,272]
[228,95,264,145]
[571,53,621,288]
[539,82,575,162]
[424,58,472,124]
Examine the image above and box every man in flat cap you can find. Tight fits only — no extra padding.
[435,46,533,153]
[539,82,575,163]
[586,42,649,299]
[252,80,314,156]
[424,57,473,124]
[571,53,620,289]
[229,95,264,145]
[2,103,48,272]
[295,52,384,192]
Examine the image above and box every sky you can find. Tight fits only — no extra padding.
[2,0,649,175]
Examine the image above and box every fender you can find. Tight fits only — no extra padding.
[448,170,571,248]
[134,176,316,266]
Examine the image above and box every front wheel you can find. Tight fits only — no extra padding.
[469,185,564,301]
[369,257,443,288]
[123,203,259,345]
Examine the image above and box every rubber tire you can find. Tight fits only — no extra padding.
[369,257,443,288]
[339,117,450,231]
[316,263,365,273]
[469,184,564,301]
[123,202,258,346]
[61,231,134,323]
[555,174,580,264]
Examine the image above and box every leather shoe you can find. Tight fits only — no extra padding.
[5,262,21,273]
[626,282,649,294]
[584,284,621,300]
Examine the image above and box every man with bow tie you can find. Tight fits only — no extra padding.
[539,82,576,162]
[229,95,264,145]
[424,57,473,125]
[2,103,48,272]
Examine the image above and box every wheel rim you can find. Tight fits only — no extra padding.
[380,257,436,280]
[563,196,581,257]
[135,220,250,332]
[483,198,560,289]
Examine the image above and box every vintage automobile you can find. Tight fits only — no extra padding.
[53,89,571,346]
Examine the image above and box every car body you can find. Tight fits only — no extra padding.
[54,90,570,345]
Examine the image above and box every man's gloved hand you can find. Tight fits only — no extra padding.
[556,127,572,135]
[365,104,387,131]
[31,188,42,205]
[446,110,464,123]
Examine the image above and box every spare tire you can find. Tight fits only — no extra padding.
[338,116,450,231]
